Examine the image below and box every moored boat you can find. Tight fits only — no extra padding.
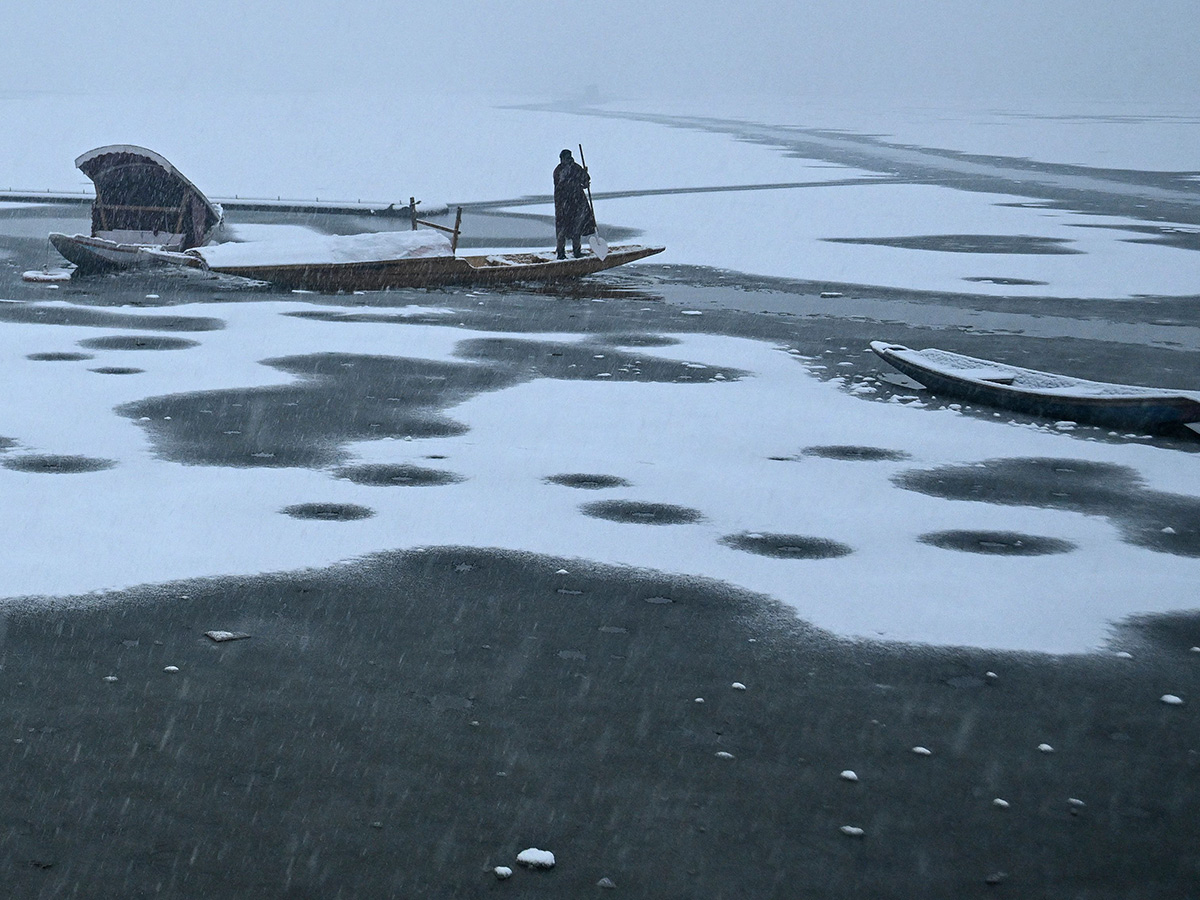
[870,341,1200,435]
[148,230,664,290]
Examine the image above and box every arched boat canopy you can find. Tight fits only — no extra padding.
[75,145,222,249]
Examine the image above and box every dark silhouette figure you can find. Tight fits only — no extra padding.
[553,149,595,259]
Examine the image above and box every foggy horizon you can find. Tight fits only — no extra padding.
[4,1,1199,107]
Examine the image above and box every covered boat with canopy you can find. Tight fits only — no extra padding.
[49,145,223,272]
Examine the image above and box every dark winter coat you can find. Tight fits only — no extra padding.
[553,160,596,240]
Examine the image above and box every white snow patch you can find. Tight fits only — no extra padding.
[516,848,555,869]
[0,313,1194,655]
[205,631,251,643]
[191,230,451,268]
[221,223,325,243]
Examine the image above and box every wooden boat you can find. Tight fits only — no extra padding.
[48,145,223,272]
[150,241,665,291]
[870,341,1200,435]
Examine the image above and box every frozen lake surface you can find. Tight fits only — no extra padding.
[0,90,1197,654]
[1,87,1198,900]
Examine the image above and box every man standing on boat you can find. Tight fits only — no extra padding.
[553,149,595,260]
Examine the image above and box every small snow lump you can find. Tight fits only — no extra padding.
[516,848,555,870]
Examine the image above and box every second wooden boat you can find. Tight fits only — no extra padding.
[870,341,1200,435]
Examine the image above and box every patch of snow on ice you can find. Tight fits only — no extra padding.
[516,848,555,869]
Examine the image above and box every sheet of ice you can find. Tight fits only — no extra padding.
[613,96,1200,173]
[1,90,1197,654]
[521,182,1200,298]
[0,301,1195,655]
[2,89,1197,298]
[191,230,452,267]
[0,91,829,208]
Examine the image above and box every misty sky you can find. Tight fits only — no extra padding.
[3,1,1198,106]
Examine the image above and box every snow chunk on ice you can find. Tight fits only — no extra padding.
[205,630,251,643]
[715,751,735,759]
[23,269,73,283]
[992,798,1010,809]
[1160,694,1184,706]
[163,666,179,674]
[516,848,555,869]
[493,866,513,880]
[840,770,858,782]
[840,825,864,837]
[1037,743,1055,753]
[911,746,932,756]
[190,230,452,267]
[731,682,746,691]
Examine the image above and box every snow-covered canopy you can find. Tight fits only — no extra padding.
[76,144,222,247]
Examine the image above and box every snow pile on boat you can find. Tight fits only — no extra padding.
[188,230,453,268]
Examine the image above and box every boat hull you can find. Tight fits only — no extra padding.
[202,245,665,291]
[871,342,1200,434]
[49,233,168,273]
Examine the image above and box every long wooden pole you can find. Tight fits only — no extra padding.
[578,144,597,224]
